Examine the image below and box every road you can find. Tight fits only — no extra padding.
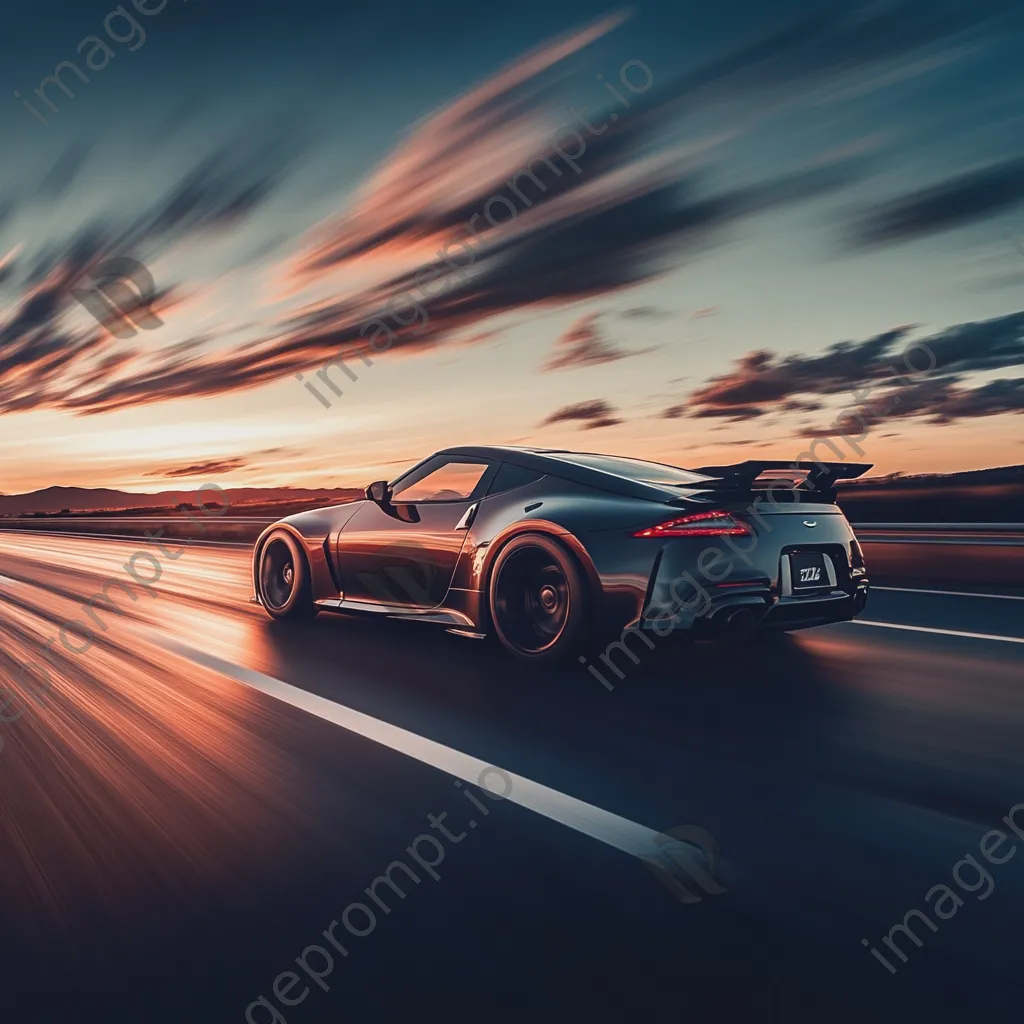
[1,533,1023,1022]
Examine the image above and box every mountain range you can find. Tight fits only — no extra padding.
[1,464,1021,521]
[0,486,363,516]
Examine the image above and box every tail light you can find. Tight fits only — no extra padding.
[632,510,752,538]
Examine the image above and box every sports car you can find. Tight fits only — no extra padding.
[252,445,872,662]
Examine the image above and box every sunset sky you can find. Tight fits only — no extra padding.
[2,0,1023,495]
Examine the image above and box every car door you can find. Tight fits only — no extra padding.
[335,456,496,607]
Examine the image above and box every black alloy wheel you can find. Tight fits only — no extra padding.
[489,534,586,662]
[258,531,317,620]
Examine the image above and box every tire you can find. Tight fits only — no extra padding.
[487,534,587,663]
[257,531,318,620]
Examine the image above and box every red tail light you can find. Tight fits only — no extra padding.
[632,510,752,538]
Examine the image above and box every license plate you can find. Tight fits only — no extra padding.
[790,551,828,589]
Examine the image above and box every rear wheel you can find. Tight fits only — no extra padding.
[258,531,318,620]
[488,535,586,662]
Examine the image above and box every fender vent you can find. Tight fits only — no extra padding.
[323,537,342,590]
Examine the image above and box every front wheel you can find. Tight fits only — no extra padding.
[488,534,587,663]
[257,531,318,620]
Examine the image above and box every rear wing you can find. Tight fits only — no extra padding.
[687,460,873,503]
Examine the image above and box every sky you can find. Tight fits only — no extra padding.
[1,0,1023,494]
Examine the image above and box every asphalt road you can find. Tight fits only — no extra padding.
[1,533,1023,1023]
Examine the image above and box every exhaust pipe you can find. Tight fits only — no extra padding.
[724,607,756,632]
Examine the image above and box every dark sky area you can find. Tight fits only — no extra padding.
[2,0,1023,490]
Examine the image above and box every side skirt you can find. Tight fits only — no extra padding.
[313,596,476,628]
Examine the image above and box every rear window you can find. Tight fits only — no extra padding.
[488,463,544,495]
[555,453,712,487]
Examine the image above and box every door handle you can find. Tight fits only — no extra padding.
[455,503,478,530]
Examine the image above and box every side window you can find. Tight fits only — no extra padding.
[487,462,544,496]
[391,460,490,502]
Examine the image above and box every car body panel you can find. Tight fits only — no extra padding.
[251,503,359,605]
[335,497,476,606]
[251,445,871,640]
[640,506,863,633]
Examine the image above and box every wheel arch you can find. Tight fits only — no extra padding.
[476,519,602,624]
[252,523,326,603]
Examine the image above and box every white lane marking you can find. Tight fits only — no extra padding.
[148,632,674,861]
[874,586,1024,602]
[851,620,1024,645]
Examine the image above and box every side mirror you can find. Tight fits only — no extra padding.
[365,480,392,504]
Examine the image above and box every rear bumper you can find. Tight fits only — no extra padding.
[654,581,868,637]
[758,585,868,630]
[637,531,869,637]
[639,583,869,639]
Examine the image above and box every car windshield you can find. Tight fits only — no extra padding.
[555,453,712,487]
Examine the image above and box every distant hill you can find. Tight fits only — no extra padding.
[2,463,1022,522]
[0,486,364,516]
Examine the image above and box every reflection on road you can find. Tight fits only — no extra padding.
[1,533,1023,1021]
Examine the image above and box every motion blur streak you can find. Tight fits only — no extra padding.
[0,548,303,946]
[1,533,1024,1019]
[874,587,1024,601]
[145,630,669,859]
[853,620,1024,644]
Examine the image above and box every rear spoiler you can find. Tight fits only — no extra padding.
[687,460,873,502]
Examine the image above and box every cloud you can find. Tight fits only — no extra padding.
[850,157,1024,247]
[541,313,654,371]
[620,305,670,320]
[815,375,1024,431]
[541,398,622,429]
[55,152,867,417]
[145,457,250,479]
[0,119,304,416]
[1,0,1015,417]
[668,309,1024,426]
[672,330,910,419]
[905,376,1024,423]
[141,445,302,481]
[294,11,632,274]
[781,397,825,413]
[0,9,887,417]
[921,309,1024,373]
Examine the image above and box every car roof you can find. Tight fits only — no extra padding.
[439,443,703,469]
[439,444,574,460]
[439,444,652,459]
[435,445,708,502]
